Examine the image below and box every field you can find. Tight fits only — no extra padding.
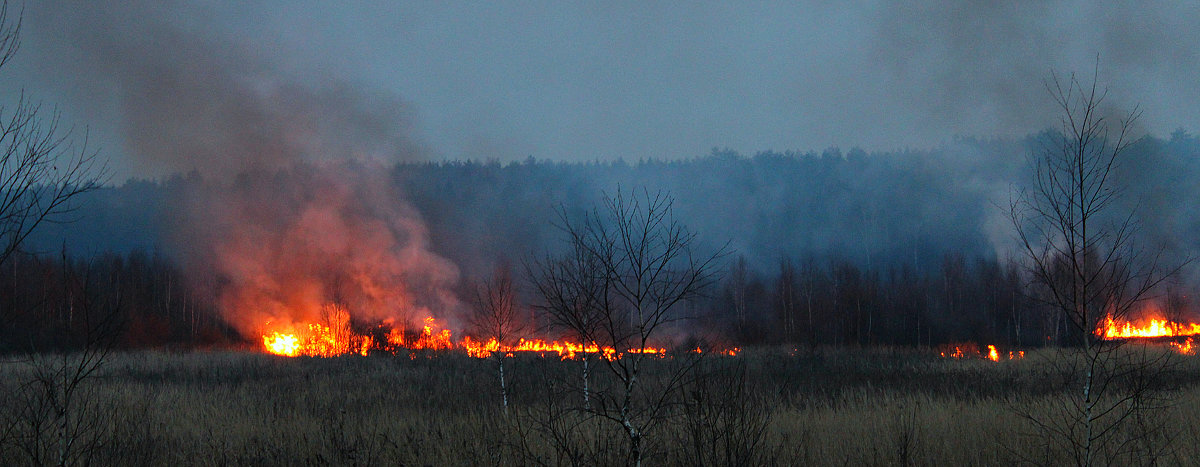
[3,346,1200,466]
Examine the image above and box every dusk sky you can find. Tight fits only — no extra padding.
[1,1,1197,180]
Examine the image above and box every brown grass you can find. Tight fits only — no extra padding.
[2,346,1200,465]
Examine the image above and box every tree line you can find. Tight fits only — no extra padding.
[1,243,1176,352]
[7,129,1200,352]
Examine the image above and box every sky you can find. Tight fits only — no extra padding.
[0,0,1197,180]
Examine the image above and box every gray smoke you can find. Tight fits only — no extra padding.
[12,0,425,179]
[5,1,1197,172]
[5,1,1200,322]
[869,0,1198,139]
[4,0,460,337]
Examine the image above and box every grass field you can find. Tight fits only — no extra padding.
[2,346,1199,466]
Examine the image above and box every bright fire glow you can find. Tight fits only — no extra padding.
[263,332,300,357]
[939,343,1023,361]
[1096,315,1200,355]
[260,315,726,359]
[1172,338,1195,355]
[1100,316,1200,339]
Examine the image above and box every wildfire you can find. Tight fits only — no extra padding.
[1172,338,1196,355]
[260,315,722,359]
[263,332,300,357]
[1100,316,1200,339]
[259,322,373,358]
[461,337,630,360]
[939,343,1023,361]
[1096,315,1200,355]
[386,317,454,351]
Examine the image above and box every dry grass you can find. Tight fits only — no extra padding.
[2,346,1200,465]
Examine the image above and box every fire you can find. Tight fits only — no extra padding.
[1100,316,1200,339]
[461,337,628,360]
[939,343,1023,361]
[941,345,969,359]
[1093,314,1200,355]
[263,332,300,357]
[385,317,454,351]
[260,322,374,357]
[260,315,716,359]
[1171,338,1195,355]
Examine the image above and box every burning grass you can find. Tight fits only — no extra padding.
[938,343,1024,361]
[258,314,706,360]
[1102,315,1200,339]
[4,344,1200,465]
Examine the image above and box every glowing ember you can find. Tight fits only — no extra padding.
[1171,338,1195,355]
[1166,336,1195,355]
[941,345,969,359]
[940,343,1022,361]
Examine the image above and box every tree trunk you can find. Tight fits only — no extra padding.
[498,355,508,415]
[582,356,590,410]
[621,357,642,467]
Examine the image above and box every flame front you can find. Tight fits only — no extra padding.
[1100,316,1200,339]
[1095,315,1200,355]
[261,315,709,359]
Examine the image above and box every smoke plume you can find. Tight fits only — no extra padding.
[27,0,460,337]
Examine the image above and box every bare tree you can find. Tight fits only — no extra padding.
[469,262,526,414]
[774,257,797,343]
[728,255,749,331]
[797,255,822,352]
[0,4,112,464]
[1009,66,1180,466]
[674,359,776,466]
[531,187,726,467]
[0,0,105,269]
[4,254,123,466]
[528,232,607,411]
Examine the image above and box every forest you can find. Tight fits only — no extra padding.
[7,130,1200,353]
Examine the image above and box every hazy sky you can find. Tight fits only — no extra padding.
[1,1,1197,179]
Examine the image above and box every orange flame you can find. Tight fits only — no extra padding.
[260,315,720,359]
[1100,316,1200,339]
[1094,314,1200,355]
[939,343,1022,361]
[263,332,300,357]
[1171,338,1195,355]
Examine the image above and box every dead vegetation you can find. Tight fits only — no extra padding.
[0,346,1197,466]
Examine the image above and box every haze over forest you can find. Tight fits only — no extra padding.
[3,2,1200,349]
